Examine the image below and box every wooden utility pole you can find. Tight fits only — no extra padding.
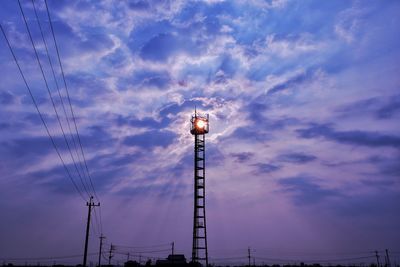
[385,249,391,267]
[248,247,251,267]
[98,234,105,267]
[83,196,100,267]
[376,251,381,267]
[108,243,114,265]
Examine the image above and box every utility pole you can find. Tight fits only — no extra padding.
[108,243,114,265]
[83,196,100,267]
[127,253,130,262]
[376,251,381,267]
[248,247,251,267]
[98,235,105,267]
[385,249,391,267]
[171,242,175,266]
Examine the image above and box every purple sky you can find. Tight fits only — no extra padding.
[0,0,399,265]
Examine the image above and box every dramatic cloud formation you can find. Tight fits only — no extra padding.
[0,0,399,265]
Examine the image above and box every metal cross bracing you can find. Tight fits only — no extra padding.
[192,133,208,266]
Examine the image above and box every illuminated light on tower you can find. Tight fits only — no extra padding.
[190,109,209,267]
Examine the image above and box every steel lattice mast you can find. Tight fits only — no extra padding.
[190,110,209,267]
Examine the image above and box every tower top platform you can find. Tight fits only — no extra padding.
[190,112,209,135]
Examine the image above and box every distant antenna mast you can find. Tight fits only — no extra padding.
[190,109,209,266]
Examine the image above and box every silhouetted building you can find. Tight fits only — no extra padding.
[124,260,139,267]
[156,254,187,266]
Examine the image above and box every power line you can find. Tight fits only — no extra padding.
[112,251,165,260]
[113,248,171,254]
[92,206,102,236]
[44,0,100,203]
[17,0,91,198]
[43,0,103,237]
[254,255,375,263]
[210,256,248,261]
[251,249,375,256]
[98,204,104,234]
[31,0,92,197]
[3,8,105,265]
[112,242,173,249]
[0,252,99,261]
[0,23,85,201]
[90,207,100,237]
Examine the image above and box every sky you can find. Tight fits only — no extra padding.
[0,0,400,265]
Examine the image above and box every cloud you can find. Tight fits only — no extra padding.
[335,94,400,120]
[334,97,381,116]
[228,126,272,143]
[245,0,288,9]
[139,33,204,62]
[0,91,16,105]
[332,191,400,217]
[118,182,188,199]
[1,136,59,157]
[279,174,400,218]
[0,122,11,131]
[360,179,395,187]
[376,95,400,119]
[334,5,365,44]
[267,70,310,95]
[230,152,253,163]
[128,69,172,90]
[115,114,170,129]
[128,1,150,10]
[297,124,400,148]
[277,152,317,164]
[252,163,280,174]
[264,34,323,58]
[139,33,180,62]
[123,130,177,148]
[370,155,400,177]
[278,175,341,205]
[206,144,226,167]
